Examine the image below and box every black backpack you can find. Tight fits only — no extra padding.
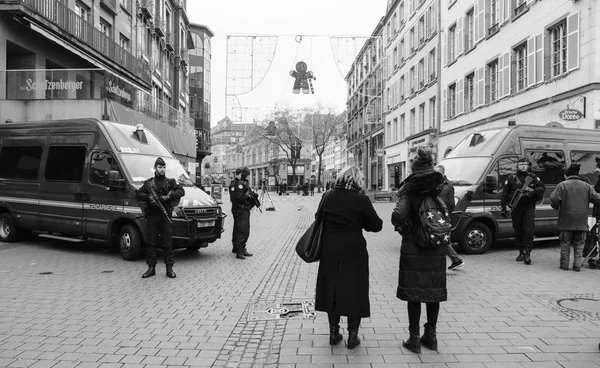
[411,195,453,248]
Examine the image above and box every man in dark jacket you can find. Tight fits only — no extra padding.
[501,158,545,265]
[593,158,600,220]
[229,167,257,259]
[136,157,185,279]
[550,164,600,271]
[434,164,464,270]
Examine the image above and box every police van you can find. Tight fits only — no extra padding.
[0,119,225,260]
[438,124,600,254]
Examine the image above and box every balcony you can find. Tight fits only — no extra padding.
[2,0,150,85]
[430,72,436,81]
[179,48,189,66]
[514,2,529,17]
[165,30,174,51]
[100,0,117,14]
[154,13,165,37]
[139,0,153,18]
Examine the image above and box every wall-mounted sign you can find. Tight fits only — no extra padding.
[105,72,134,108]
[559,108,583,121]
[23,78,83,92]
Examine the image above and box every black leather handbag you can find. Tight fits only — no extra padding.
[295,191,330,263]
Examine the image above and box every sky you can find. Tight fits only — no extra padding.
[187,0,387,127]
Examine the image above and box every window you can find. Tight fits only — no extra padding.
[429,48,436,81]
[419,103,425,131]
[487,59,499,102]
[571,151,600,184]
[400,2,405,24]
[410,108,416,135]
[99,18,111,37]
[393,118,399,143]
[449,24,456,63]
[400,39,405,62]
[550,21,567,77]
[514,0,528,17]
[429,97,436,128]
[0,146,42,180]
[400,114,406,140]
[526,150,566,185]
[514,43,528,92]
[119,33,130,51]
[90,152,121,186]
[410,28,415,52]
[45,146,86,182]
[465,9,474,51]
[491,156,519,191]
[465,73,475,112]
[400,75,405,99]
[409,67,415,93]
[418,58,425,88]
[418,16,425,43]
[448,83,456,118]
[490,0,499,26]
[393,46,398,68]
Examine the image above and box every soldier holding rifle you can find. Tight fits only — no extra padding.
[136,157,185,278]
[501,158,545,265]
[229,167,260,260]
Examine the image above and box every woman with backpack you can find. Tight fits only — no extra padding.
[391,145,448,354]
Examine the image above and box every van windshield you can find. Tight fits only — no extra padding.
[120,154,195,187]
[437,157,491,186]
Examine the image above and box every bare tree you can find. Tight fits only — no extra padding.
[303,104,346,191]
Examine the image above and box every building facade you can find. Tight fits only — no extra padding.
[345,24,385,191]
[188,23,213,183]
[0,0,198,172]
[382,0,441,190]
[439,0,598,155]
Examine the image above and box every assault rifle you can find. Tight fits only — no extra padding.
[148,181,172,224]
[506,176,533,216]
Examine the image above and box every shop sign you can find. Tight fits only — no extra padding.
[105,73,134,108]
[23,78,83,92]
[559,108,583,121]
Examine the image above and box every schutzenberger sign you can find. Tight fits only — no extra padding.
[23,78,83,91]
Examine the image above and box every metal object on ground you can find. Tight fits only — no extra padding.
[248,301,316,321]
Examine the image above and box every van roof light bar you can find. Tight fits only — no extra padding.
[469,132,484,147]
[134,124,148,144]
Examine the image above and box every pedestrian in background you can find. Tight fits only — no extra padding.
[136,157,185,279]
[550,163,600,271]
[392,145,447,354]
[593,158,600,221]
[310,181,315,196]
[325,181,330,191]
[229,167,258,260]
[434,164,465,270]
[500,158,545,265]
[314,165,383,350]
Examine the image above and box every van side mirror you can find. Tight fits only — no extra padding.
[107,170,126,191]
[484,175,498,193]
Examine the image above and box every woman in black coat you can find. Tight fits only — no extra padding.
[392,145,447,354]
[593,158,600,220]
[315,165,383,349]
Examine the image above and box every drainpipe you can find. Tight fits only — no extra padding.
[436,0,443,160]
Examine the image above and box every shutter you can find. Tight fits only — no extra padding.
[442,87,447,120]
[457,16,464,57]
[502,0,510,24]
[457,79,464,115]
[425,8,430,38]
[567,12,580,71]
[498,53,504,98]
[424,54,429,83]
[484,65,490,105]
[502,52,511,97]
[535,33,543,84]
[474,68,480,107]
[433,0,437,33]
[477,0,485,43]
[527,37,535,87]
[478,67,484,106]
[474,1,480,43]
[499,0,505,25]
[442,28,448,66]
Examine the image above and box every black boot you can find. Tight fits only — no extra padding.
[236,253,245,259]
[329,325,343,346]
[347,330,360,349]
[142,266,156,278]
[242,248,253,257]
[166,265,176,278]
[420,323,438,351]
[523,250,531,265]
[402,327,421,354]
[516,250,524,262]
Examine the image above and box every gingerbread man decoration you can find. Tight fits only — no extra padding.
[289,61,316,94]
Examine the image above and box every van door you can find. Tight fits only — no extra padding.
[83,151,126,238]
[38,135,93,236]
[521,139,567,237]
[483,155,518,237]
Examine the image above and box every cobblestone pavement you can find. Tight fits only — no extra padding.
[0,192,599,368]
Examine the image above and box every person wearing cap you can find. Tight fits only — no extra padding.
[550,163,600,271]
[500,158,545,265]
[392,145,447,354]
[136,157,185,278]
[229,167,258,259]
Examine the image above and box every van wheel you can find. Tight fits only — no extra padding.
[459,222,493,254]
[0,213,21,242]
[119,224,142,261]
[186,244,201,251]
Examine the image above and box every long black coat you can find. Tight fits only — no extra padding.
[315,189,383,317]
[393,170,448,303]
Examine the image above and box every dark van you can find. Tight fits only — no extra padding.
[0,119,225,260]
[438,124,600,254]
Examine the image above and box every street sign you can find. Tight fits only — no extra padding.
[559,109,583,121]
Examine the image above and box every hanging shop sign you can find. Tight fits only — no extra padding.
[105,73,134,108]
[559,109,583,121]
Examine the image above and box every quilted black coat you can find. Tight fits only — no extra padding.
[393,169,448,303]
[314,189,383,317]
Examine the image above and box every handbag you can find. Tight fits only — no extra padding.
[295,190,330,263]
